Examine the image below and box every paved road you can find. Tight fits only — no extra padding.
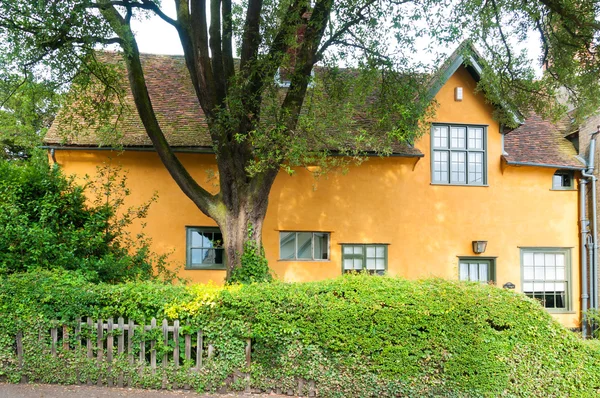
[0,383,286,398]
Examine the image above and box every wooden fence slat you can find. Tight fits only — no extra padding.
[184,332,191,390]
[87,317,93,386]
[16,330,26,383]
[173,320,179,367]
[150,318,156,373]
[196,331,203,370]
[63,325,69,351]
[75,317,81,383]
[107,318,113,387]
[127,319,134,386]
[162,319,168,389]
[97,318,103,387]
[246,338,251,367]
[208,343,214,359]
[139,320,145,379]
[117,317,124,387]
[50,326,57,357]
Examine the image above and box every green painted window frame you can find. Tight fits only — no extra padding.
[520,247,572,313]
[279,231,330,261]
[458,258,496,283]
[552,170,575,190]
[185,226,225,270]
[341,244,388,275]
[430,123,488,186]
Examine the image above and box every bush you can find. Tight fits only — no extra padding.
[0,154,172,283]
[1,271,600,396]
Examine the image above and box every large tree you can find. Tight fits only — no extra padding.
[0,0,598,279]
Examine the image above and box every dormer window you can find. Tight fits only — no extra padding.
[552,170,574,190]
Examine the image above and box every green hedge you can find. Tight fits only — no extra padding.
[2,270,600,396]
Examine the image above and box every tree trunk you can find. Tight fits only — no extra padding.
[211,164,277,280]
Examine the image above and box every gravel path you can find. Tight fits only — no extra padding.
[0,383,286,398]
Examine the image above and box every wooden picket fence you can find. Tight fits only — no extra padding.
[13,317,317,395]
[15,317,250,390]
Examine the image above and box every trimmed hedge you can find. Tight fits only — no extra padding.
[2,270,600,396]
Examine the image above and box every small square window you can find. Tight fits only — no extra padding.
[552,171,574,190]
[342,244,387,275]
[186,227,224,269]
[458,258,495,283]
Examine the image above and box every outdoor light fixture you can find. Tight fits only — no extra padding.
[472,240,488,254]
[503,282,515,290]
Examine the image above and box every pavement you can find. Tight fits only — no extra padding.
[0,383,288,398]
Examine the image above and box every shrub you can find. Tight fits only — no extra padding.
[2,272,600,395]
[0,154,172,283]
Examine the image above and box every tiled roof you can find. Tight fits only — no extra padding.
[503,114,585,170]
[44,52,422,157]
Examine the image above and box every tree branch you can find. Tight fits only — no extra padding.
[210,0,226,104]
[97,0,218,217]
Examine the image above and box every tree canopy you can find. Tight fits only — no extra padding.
[1,0,598,278]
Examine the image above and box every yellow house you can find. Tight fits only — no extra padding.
[44,45,586,328]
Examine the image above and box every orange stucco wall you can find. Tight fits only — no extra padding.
[51,66,581,327]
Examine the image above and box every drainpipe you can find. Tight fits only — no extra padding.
[582,129,599,335]
[580,176,589,338]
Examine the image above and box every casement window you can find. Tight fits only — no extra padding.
[552,170,574,190]
[459,258,495,283]
[279,232,330,260]
[186,227,224,269]
[342,244,387,275]
[521,248,571,312]
[431,124,487,185]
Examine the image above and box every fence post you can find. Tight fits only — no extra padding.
[16,331,27,383]
[51,324,57,357]
[196,330,203,370]
[62,325,69,351]
[245,338,251,392]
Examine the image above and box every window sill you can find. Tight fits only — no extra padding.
[550,188,576,191]
[546,310,575,314]
[430,183,489,187]
[185,265,226,271]
[278,259,330,262]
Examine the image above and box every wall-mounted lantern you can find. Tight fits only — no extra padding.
[503,282,515,290]
[472,240,488,254]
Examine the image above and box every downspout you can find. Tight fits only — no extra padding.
[582,129,599,336]
[580,176,589,338]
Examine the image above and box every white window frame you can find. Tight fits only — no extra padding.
[520,247,571,313]
[458,258,496,283]
[431,123,487,186]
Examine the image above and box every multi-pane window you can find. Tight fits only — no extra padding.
[552,170,574,190]
[459,259,495,283]
[280,232,329,260]
[521,248,570,311]
[186,227,224,269]
[432,124,486,185]
[342,244,387,275]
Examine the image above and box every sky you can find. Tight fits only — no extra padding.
[129,2,543,73]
